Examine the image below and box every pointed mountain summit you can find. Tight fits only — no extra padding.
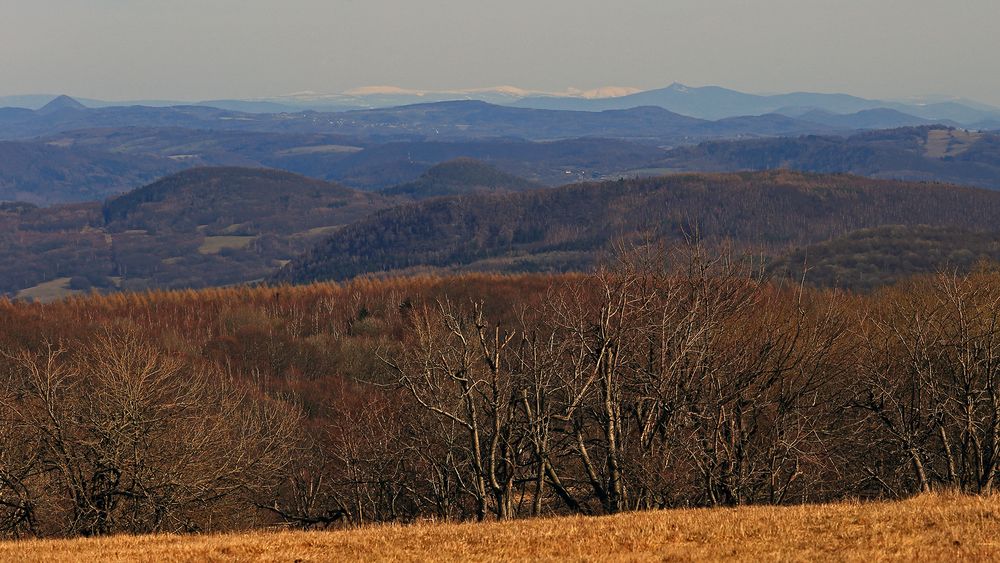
[36,95,87,115]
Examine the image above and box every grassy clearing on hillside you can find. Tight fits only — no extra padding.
[1,494,996,562]
[197,235,256,254]
[14,278,81,303]
[924,129,982,158]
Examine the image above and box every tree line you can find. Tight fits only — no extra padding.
[1,248,999,537]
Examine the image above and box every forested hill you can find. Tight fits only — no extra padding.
[275,170,1000,284]
[0,167,399,297]
[653,126,1000,190]
[102,167,370,231]
[767,225,1000,291]
[380,158,541,199]
[0,141,184,205]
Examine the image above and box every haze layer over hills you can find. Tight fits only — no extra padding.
[5,83,999,126]
[3,86,1000,299]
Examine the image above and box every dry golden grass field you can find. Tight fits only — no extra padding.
[1,493,997,562]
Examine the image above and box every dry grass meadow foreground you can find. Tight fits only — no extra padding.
[1,493,998,562]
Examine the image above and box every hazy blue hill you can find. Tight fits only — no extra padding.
[380,158,541,199]
[701,113,834,136]
[513,83,1000,125]
[35,95,88,115]
[323,137,667,188]
[193,99,299,113]
[338,100,710,140]
[652,127,1000,190]
[896,101,1000,125]
[0,98,838,144]
[795,108,936,129]
[0,140,185,205]
[0,103,244,140]
[29,128,665,191]
[514,83,884,118]
[0,107,37,120]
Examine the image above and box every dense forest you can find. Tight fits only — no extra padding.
[2,245,1000,538]
[278,170,1000,286]
[0,167,400,295]
[12,169,1000,299]
[768,225,1000,290]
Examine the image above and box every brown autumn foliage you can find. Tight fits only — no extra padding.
[277,170,1000,285]
[1,246,1000,539]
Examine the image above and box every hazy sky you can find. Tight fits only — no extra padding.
[2,0,999,104]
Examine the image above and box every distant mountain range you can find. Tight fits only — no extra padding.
[6,130,666,203]
[4,83,999,126]
[7,123,1000,207]
[0,94,955,147]
[512,83,1000,126]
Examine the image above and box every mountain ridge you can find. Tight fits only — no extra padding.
[4,84,997,124]
[274,170,1000,285]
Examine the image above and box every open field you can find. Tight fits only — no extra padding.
[924,129,983,158]
[1,494,997,562]
[13,277,81,303]
[197,235,257,254]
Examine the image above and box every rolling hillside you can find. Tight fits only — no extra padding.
[0,141,185,205]
[276,171,1000,284]
[769,225,1000,290]
[33,129,665,190]
[0,167,397,297]
[651,127,1000,190]
[8,167,1000,297]
[379,158,541,198]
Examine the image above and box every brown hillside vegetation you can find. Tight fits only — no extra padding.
[769,224,1000,291]
[0,493,996,562]
[277,170,1000,285]
[6,170,1000,296]
[0,167,398,295]
[3,255,1000,539]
